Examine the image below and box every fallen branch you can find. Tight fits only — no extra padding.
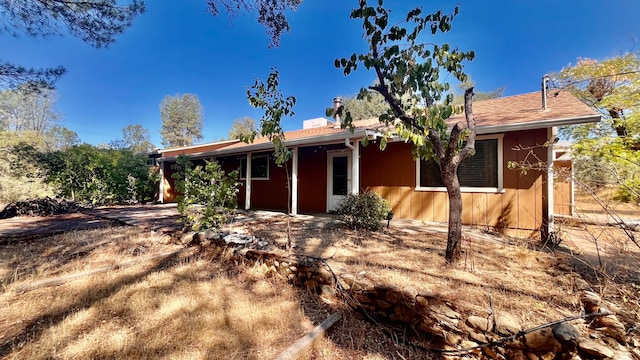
[274,312,342,360]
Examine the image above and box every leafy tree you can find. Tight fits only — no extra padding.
[335,0,475,263]
[341,91,390,121]
[38,144,153,204]
[453,78,504,104]
[171,155,240,230]
[0,86,60,133]
[228,116,258,140]
[122,124,154,152]
[246,69,296,248]
[0,0,145,89]
[207,0,302,47]
[555,53,640,201]
[44,125,80,151]
[159,93,204,147]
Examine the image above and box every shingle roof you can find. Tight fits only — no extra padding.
[159,90,599,158]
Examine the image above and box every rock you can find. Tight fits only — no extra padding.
[578,340,614,358]
[552,322,582,350]
[467,315,492,332]
[505,349,527,360]
[522,328,562,353]
[223,233,253,245]
[468,330,488,344]
[320,285,335,296]
[597,314,627,344]
[430,302,460,319]
[494,312,522,335]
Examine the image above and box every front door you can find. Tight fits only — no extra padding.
[327,151,351,212]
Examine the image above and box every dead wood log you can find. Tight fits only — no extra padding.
[274,312,342,360]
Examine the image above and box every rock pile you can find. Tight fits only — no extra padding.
[0,197,83,219]
[190,229,638,359]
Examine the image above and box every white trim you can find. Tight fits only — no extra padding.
[244,152,251,210]
[326,150,352,212]
[291,146,298,215]
[415,134,504,193]
[239,154,270,180]
[344,139,360,194]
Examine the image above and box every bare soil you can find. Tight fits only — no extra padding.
[0,194,638,359]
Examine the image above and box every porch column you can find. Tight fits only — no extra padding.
[352,141,359,194]
[291,146,298,215]
[245,153,252,210]
[544,127,557,239]
[158,161,164,203]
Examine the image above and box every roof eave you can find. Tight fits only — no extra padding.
[476,114,601,135]
[159,128,367,161]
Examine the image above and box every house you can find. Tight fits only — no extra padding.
[155,88,599,238]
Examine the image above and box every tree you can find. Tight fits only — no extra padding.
[0,0,145,89]
[45,125,80,151]
[228,116,258,140]
[159,94,204,147]
[555,53,640,201]
[341,91,390,121]
[453,78,504,104]
[0,86,60,133]
[335,0,475,263]
[207,0,302,47]
[247,69,296,248]
[122,124,154,152]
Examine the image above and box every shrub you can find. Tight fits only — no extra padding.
[335,191,392,231]
[172,156,240,231]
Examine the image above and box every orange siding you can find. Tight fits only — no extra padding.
[553,160,573,215]
[359,129,549,233]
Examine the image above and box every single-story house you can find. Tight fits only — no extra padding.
[155,87,599,238]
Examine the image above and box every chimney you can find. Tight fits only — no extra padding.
[541,75,550,110]
[333,96,343,128]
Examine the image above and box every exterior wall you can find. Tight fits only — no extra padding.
[162,161,178,202]
[250,155,290,210]
[360,128,549,235]
[553,159,573,216]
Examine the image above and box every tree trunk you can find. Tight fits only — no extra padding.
[443,164,463,263]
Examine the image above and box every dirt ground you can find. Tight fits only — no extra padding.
[0,197,639,359]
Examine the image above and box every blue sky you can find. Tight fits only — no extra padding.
[3,0,639,147]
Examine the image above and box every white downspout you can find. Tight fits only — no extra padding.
[245,153,252,210]
[158,161,164,203]
[291,146,299,215]
[345,139,359,194]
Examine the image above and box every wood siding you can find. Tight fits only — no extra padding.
[553,159,573,216]
[360,128,549,234]
[297,146,328,212]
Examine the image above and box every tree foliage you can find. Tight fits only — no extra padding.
[335,0,475,262]
[207,0,301,47]
[38,144,155,204]
[341,90,390,121]
[556,53,640,201]
[0,0,145,88]
[122,124,154,153]
[172,155,239,230]
[45,125,80,151]
[228,116,258,140]
[159,93,204,148]
[0,86,60,133]
[246,69,296,165]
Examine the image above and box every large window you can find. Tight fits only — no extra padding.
[240,154,269,180]
[416,136,503,192]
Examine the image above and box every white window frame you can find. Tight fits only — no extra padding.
[239,154,270,180]
[415,134,504,193]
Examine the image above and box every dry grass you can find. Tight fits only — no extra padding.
[0,226,436,359]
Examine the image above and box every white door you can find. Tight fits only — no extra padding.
[327,151,352,212]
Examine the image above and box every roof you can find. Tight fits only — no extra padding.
[158,90,599,160]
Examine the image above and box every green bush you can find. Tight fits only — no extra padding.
[335,191,392,231]
[172,156,240,231]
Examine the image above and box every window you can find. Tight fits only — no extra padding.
[416,136,503,192]
[240,154,269,180]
